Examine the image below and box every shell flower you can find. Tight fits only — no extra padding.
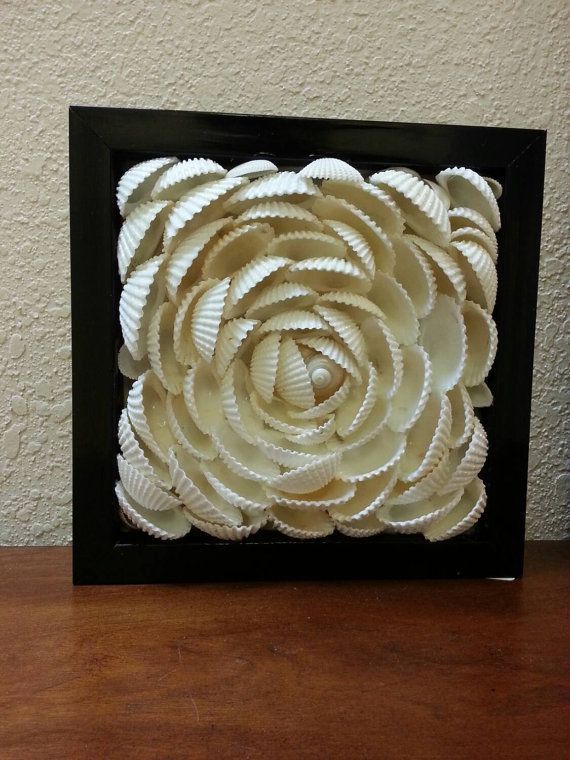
[114,156,500,542]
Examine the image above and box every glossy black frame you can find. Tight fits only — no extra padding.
[70,106,546,584]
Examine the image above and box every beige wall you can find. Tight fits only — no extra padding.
[1,0,568,544]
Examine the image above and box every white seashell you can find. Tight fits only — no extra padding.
[250,392,316,436]
[323,220,375,280]
[462,300,498,386]
[299,157,363,183]
[118,407,171,487]
[214,318,259,378]
[246,282,318,321]
[269,479,356,510]
[165,392,217,460]
[289,377,352,420]
[449,241,497,313]
[115,482,190,540]
[119,254,165,361]
[367,271,419,345]
[163,177,245,254]
[360,317,403,398]
[448,207,497,242]
[169,448,242,526]
[257,309,330,336]
[271,452,340,494]
[384,166,421,178]
[118,454,181,512]
[172,278,218,366]
[467,382,493,407]
[117,200,171,283]
[483,176,503,200]
[447,382,475,448]
[234,201,324,234]
[201,458,270,512]
[191,277,231,362]
[287,257,370,294]
[386,451,451,505]
[387,345,432,433]
[299,336,362,383]
[317,291,385,322]
[224,255,292,318]
[151,158,226,201]
[328,468,397,523]
[311,196,395,272]
[212,422,280,482]
[165,218,230,304]
[408,235,467,303]
[147,302,185,394]
[321,180,404,236]
[258,438,321,468]
[450,226,498,264]
[335,362,378,437]
[220,359,264,443]
[227,159,278,179]
[269,504,334,538]
[274,337,315,409]
[436,167,501,231]
[391,237,437,319]
[338,426,406,482]
[202,223,274,279]
[313,305,368,366]
[267,230,346,262]
[397,393,452,482]
[249,332,281,403]
[424,477,487,541]
[439,418,488,494]
[338,394,391,452]
[284,416,337,446]
[183,362,225,435]
[185,509,266,540]
[377,488,463,534]
[419,295,467,393]
[224,171,320,211]
[117,157,178,217]
[117,343,150,380]
[334,513,384,538]
[127,371,177,463]
[424,179,450,210]
[368,169,451,246]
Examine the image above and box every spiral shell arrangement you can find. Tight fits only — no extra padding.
[115,155,500,542]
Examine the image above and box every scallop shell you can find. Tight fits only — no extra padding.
[165,391,217,460]
[321,180,404,236]
[183,362,225,435]
[424,477,487,541]
[467,382,493,407]
[449,241,497,313]
[447,382,475,448]
[119,254,166,361]
[212,422,280,483]
[234,201,324,235]
[299,157,363,183]
[334,513,384,538]
[313,305,368,366]
[323,220,375,280]
[317,291,385,322]
[311,196,395,273]
[224,171,319,212]
[249,332,281,403]
[369,169,451,246]
[450,226,498,264]
[328,468,397,523]
[118,407,172,487]
[117,343,150,380]
[127,371,177,463]
[284,416,337,446]
[117,200,171,283]
[289,377,352,420]
[385,451,451,506]
[271,452,340,494]
[151,158,226,201]
[257,438,321,468]
[227,159,278,179]
[118,454,181,512]
[299,336,362,383]
[191,277,231,362]
[249,392,315,436]
[424,179,450,210]
[483,176,503,200]
[214,317,259,378]
[397,393,452,482]
[165,218,230,304]
[257,309,329,336]
[268,479,356,510]
[117,157,178,217]
[287,257,370,294]
[172,278,218,366]
[367,271,419,345]
[202,223,274,279]
[436,167,501,231]
[274,337,315,409]
[115,482,190,540]
[267,230,346,262]
[163,177,245,254]
[448,207,497,242]
[408,235,467,303]
[220,359,264,443]
[376,487,463,534]
[338,394,391,452]
[169,448,242,526]
[269,504,334,538]
[338,427,406,482]
[224,255,292,318]
[387,345,432,433]
[246,282,318,321]
[147,302,185,394]
[391,237,437,319]
[440,417,488,494]
[201,458,271,512]
[419,295,467,393]
[462,300,498,386]
[185,509,266,540]
[335,362,378,437]
[360,317,403,398]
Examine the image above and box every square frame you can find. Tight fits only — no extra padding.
[70,106,546,584]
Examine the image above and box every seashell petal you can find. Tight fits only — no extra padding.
[449,241,497,313]
[436,167,501,231]
[321,180,404,236]
[234,201,324,235]
[462,300,498,386]
[119,254,166,361]
[483,176,503,200]
[212,422,280,483]
[287,256,370,294]
[369,169,451,246]
[214,318,259,378]
[117,343,150,380]
[313,305,368,366]
[317,291,385,322]
[220,359,264,443]
[201,458,270,512]
[275,337,315,409]
[335,362,378,437]
[419,295,467,393]
[271,452,340,494]
[249,332,281,403]
[338,427,406,482]
[468,382,493,408]
[151,158,226,201]
[440,417,488,494]
[447,383,475,448]
[338,394,391,452]
[367,271,419,345]
[165,392,217,460]
[202,223,274,279]
[250,392,316,436]
[408,236,466,303]
[258,438,321,468]
[328,468,397,523]
[398,393,452,482]
[451,226,498,264]
[257,309,330,336]
[183,362,225,435]
[127,371,177,463]
[227,159,278,179]
[360,317,403,398]
[225,255,292,318]
[173,278,219,366]
[269,505,334,539]
[118,407,171,487]
[246,282,318,321]
[117,157,178,217]
[377,488,463,534]
[448,206,497,242]
[118,454,181,512]
[424,477,487,541]
[334,513,385,538]
[387,345,432,433]
[392,237,437,318]
[115,482,190,540]
[184,509,266,540]
[289,377,352,420]
[386,451,451,506]
[299,157,363,183]
[191,277,231,362]
[224,171,320,212]
[117,200,171,283]
[147,302,185,394]
[269,479,356,510]
[267,230,347,263]
[323,220,375,280]
[284,416,337,446]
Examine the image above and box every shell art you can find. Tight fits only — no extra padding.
[115,156,501,543]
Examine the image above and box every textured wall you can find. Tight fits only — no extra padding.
[0,0,568,544]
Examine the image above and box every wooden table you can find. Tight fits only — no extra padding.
[0,543,568,759]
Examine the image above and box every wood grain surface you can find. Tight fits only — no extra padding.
[0,543,568,759]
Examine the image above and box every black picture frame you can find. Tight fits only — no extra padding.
[70,105,546,585]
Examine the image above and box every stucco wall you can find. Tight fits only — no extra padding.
[1,0,568,544]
